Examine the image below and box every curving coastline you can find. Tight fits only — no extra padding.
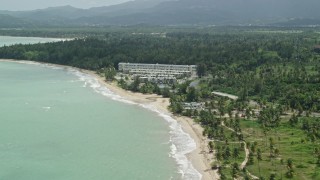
[0,59,219,180]
[83,72,219,180]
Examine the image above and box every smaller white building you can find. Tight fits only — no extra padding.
[212,91,238,100]
[182,102,205,110]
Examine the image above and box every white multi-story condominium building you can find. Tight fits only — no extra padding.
[118,62,197,77]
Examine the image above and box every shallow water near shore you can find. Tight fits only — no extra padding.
[0,60,203,179]
[0,61,184,179]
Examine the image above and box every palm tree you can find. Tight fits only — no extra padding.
[218,98,226,119]
[287,158,293,169]
[269,137,275,158]
[274,148,280,157]
[248,152,254,165]
[223,146,231,161]
[246,107,252,120]
[233,147,240,160]
[257,148,262,177]
[228,108,233,119]
[285,158,295,178]
[232,162,240,178]
[270,173,276,180]
[208,141,214,153]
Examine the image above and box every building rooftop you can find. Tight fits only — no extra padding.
[212,91,238,100]
[119,62,197,67]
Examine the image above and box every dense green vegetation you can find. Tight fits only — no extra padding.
[1,28,319,112]
[0,27,320,179]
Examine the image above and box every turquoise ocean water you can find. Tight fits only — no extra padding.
[0,37,201,180]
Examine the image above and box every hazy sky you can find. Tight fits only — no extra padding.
[0,0,132,11]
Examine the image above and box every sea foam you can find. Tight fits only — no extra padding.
[141,104,202,180]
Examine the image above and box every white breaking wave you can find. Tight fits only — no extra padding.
[16,61,63,70]
[82,82,87,87]
[68,69,136,105]
[42,106,51,111]
[13,61,202,180]
[141,104,202,180]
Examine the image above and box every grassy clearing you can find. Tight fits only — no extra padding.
[240,118,320,179]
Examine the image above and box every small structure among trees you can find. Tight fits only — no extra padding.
[314,45,320,53]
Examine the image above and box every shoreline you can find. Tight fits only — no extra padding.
[85,72,219,180]
[0,59,219,180]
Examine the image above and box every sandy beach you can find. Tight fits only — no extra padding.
[83,70,219,180]
[0,59,219,180]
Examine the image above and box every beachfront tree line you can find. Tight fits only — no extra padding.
[1,29,320,179]
[0,31,319,112]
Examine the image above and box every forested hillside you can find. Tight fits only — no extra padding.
[0,14,34,28]
[1,0,320,26]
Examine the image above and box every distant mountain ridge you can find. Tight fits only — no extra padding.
[1,0,320,27]
[0,14,35,28]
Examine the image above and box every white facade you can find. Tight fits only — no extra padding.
[118,63,197,77]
